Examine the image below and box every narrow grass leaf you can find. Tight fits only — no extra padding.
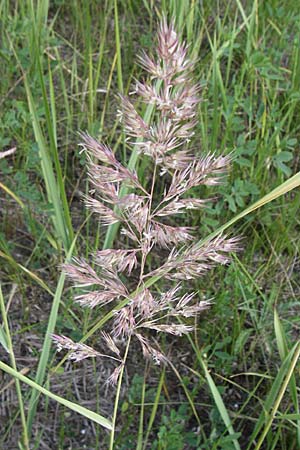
[198,171,300,246]
[0,361,112,430]
[0,250,53,296]
[276,414,300,421]
[143,368,165,450]
[247,342,300,450]
[0,182,24,208]
[274,309,300,446]
[169,361,201,426]
[274,309,289,361]
[193,350,241,450]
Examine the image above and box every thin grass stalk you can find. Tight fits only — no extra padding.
[114,0,123,94]
[254,342,300,450]
[246,342,300,449]
[93,1,112,119]
[0,250,53,295]
[186,333,241,450]
[0,181,24,208]
[88,48,94,127]
[48,58,57,147]
[185,0,196,42]
[0,286,29,450]
[168,360,201,425]
[81,1,92,74]
[142,367,165,450]
[275,413,300,421]
[274,310,300,446]
[232,254,267,308]
[52,47,72,131]
[246,0,258,58]
[109,334,132,450]
[36,0,49,33]
[99,52,118,136]
[234,0,250,33]
[211,32,221,150]
[0,323,9,353]
[136,366,147,450]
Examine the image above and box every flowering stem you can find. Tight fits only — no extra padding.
[148,162,157,217]
[138,161,158,284]
[109,333,132,450]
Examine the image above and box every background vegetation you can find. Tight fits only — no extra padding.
[0,0,300,449]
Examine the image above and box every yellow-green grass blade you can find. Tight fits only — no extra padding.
[0,182,24,208]
[276,413,300,421]
[274,309,289,362]
[0,250,53,296]
[142,368,165,450]
[0,361,112,430]
[201,359,241,450]
[274,309,300,446]
[197,171,300,247]
[169,361,201,426]
[247,341,300,450]
[185,333,241,450]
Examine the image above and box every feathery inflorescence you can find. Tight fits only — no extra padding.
[52,17,240,382]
